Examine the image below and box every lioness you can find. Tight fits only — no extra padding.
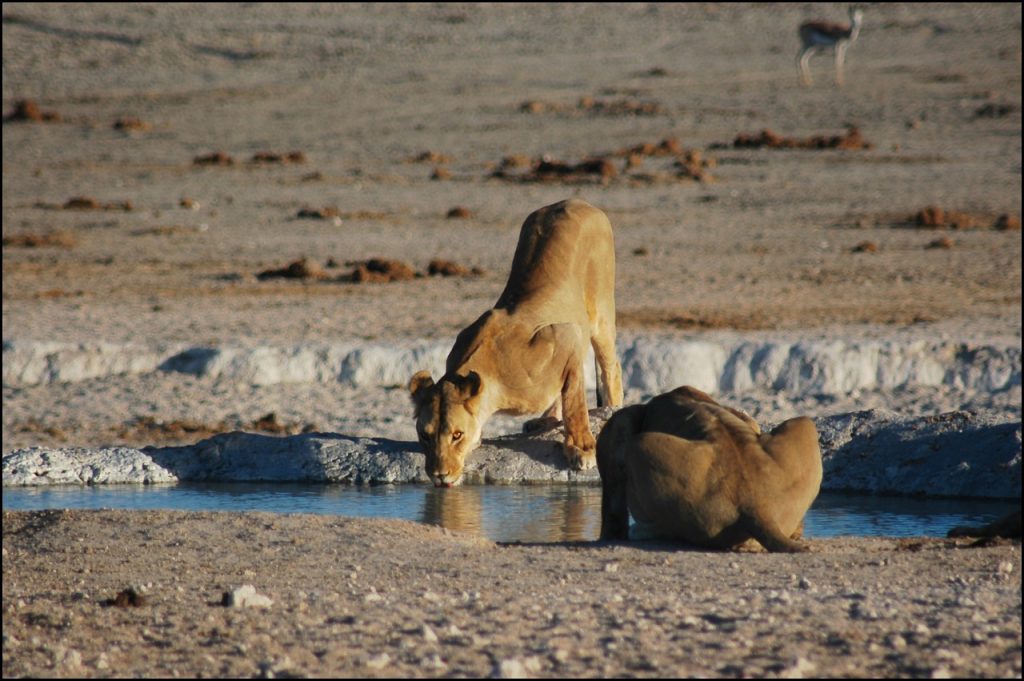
[409,198,623,487]
[597,386,822,552]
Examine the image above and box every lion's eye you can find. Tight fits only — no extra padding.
[452,431,463,441]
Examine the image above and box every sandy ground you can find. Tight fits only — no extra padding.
[2,3,1021,453]
[2,3,1022,677]
[2,510,1022,678]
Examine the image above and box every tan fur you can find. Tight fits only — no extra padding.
[596,386,822,553]
[409,198,623,486]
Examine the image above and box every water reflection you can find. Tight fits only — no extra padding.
[2,484,1011,543]
[419,485,600,543]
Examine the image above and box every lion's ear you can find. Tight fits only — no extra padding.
[463,371,483,398]
[409,370,435,407]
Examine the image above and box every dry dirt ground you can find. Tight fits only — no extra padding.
[2,510,1021,679]
[1,2,1021,453]
[1,3,1022,677]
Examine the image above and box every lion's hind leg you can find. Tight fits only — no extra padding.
[740,508,810,553]
[590,319,623,408]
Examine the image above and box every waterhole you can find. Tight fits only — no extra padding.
[2,483,1012,543]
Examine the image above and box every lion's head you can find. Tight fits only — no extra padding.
[408,370,485,487]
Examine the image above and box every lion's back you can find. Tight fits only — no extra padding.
[496,198,615,317]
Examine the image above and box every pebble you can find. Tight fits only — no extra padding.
[495,656,542,678]
[778,656,816,679]
[223,584,273,609]
[421,623,438,643]
[421,653,446,670]
[997,561,1014,575]
[365,653,391,670]
[495,658,528,678]
[603,562,619,573]
[887,634,907,650]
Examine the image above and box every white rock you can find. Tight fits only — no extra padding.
[223,584,272,608]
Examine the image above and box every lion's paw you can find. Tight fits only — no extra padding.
[564,444,597,471]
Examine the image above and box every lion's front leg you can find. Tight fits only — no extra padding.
[560,354,596,471]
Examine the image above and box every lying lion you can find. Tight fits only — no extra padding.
[409,198,623,487]
[597,386,822,552]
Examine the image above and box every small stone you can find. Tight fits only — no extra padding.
[495,657,540,678]
[365,653,391,670]
[888,634,907,650]
[997,561,1014,575]
[222,584,272,609]
[61,648,82,668]
[422,653,446,670]
[778,656,816,679]
[421,623,438,643]
[604,562,619,573]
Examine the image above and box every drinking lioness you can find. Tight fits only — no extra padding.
[597,386,822,552]
[409,198,623,487]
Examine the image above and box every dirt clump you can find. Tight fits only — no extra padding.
[926,236,956,250]
[347,258,419,283]
[250,150,306,164]
[494,155,617,183]
[911,206,1010,230]
[852,240,879,253]
[3,231,77,248]
[446,206,473,219]
[731,126,872,150]
[4,98,61,123]
[62,196,133,211]
[428,259,485,277]
[250,412,317,435]
[130,225,201,237]
[107,588,146,608]
[113,117,150,131]
[296,206,341,220]
[974,102,1017,118]
[995,213,1021,231]
[520,96,665,117]
[430,166,452,180]
[256,258,328,281]
[674,150,715,182]
[193,151,235,166]
[613,137,683,158]
[408,150,452,164]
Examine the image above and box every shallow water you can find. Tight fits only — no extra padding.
[2,483,1013,543]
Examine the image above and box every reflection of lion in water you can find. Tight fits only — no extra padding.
[410,199,623,487]
[597,386,822,553]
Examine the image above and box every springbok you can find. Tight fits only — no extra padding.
[797,7,864,87]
